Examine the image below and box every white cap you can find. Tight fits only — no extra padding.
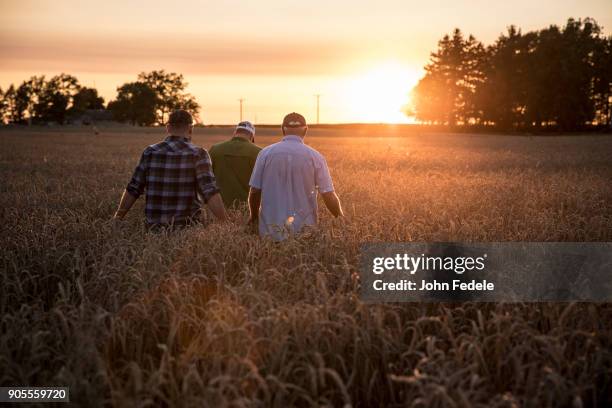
[236,121,255,135]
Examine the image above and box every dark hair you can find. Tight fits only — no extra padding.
[168,109,193,126]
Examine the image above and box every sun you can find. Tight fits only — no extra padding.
[345,61,420,124]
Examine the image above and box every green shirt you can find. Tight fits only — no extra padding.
[209,137,262,207]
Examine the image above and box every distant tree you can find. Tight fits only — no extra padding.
[411,74,450,125]
[411,29,486,125]
[35,74,81,124]
[476,27,538,129]
[461,35,488,123]
[70,87,105,116]
[14,76,45,125]
[1,85,18,124]
[592,36,612,126]
[108,82,157,126]
[412,17,610,131]
[0,87,5,124]
[530,19,602,130]
[137,70,200,124]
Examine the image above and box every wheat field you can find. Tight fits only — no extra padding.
[1,126,611,407]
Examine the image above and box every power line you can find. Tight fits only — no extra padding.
[238,98,245,122]
[314,94,321,125]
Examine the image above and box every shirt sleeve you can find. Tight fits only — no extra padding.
[315,153,334,193]
[209,145,217,173]
[195,148,221,202]
[126,150,148,198]
[249,149,266,189]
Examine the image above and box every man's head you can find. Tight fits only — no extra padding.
[234,121,255,142]
[282,112,307,137]
[167,109,194,138]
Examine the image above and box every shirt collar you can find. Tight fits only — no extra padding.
[165,135,190,143]
[231,136,250,143]
[282,135,304,143]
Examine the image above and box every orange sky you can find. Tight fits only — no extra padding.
[1,0,611,124]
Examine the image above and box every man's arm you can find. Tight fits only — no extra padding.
[248,187,261,224]
[247,149,265,229]
[321,191,344,217]
[195,148,227,221]
[314,153,343,217]
[206,192,228,221]
[114,151,147,219]
[209,145,217,173]
[114,190,138,219]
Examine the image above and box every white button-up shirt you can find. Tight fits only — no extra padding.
[249,135,334,240]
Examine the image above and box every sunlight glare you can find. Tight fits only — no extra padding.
[344,62,420,124]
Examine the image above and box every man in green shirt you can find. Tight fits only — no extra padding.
[209,121,262,208]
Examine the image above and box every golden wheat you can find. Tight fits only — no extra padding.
[1,126,611,407]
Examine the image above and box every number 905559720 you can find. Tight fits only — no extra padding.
[1,387,69,402]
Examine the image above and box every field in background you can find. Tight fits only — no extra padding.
[1,126,612,406]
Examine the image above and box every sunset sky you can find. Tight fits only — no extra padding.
[1,0,611,124]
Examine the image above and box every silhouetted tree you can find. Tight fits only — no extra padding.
[411,74,449,125]
[412,17,610,131]
[137,70,200,124]
[70,87,105,116]
[0,87,5,124]
[14,76,45,125]
[592,36,612,126]
[411,29,486,126]
[476,27,538,129]
[108,82,157,126]
[532,19,601,130]
[1,85,18,124]
[35,74,81,124]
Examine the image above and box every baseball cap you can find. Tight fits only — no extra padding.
[282,112,307,128]
[236,121,255,135]
[168,109,193,126]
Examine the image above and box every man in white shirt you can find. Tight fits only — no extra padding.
[248,112,344,240]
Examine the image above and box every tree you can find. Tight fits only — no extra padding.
[1,85,18,124]
[137,70,200,124]
[410,74,450,125]
[108,82,157,126]
[411,17,610,131]
[14,76,45,125]
[476,27,538,129]
[35,74,81,124]
[411,29,486,125]
[460,35,488,123]
[70,87,105,116]
[0,87,5,124]
[592,36,612,126]
[540,19,601,130]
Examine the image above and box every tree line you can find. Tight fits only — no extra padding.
[0,70,199,126]
[410,18,612,130]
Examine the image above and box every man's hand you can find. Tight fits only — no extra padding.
[113,190,138,220]
[248,187,262,220]
[246,188,261,235]
[206,193,228,221]
[321,191,344,217]
[245,216,258,234]
[113,209,128,220]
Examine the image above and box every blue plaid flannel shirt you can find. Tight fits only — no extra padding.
[126,136,220,225]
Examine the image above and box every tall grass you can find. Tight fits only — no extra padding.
[1,128,611,406]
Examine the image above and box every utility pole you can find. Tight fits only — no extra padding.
[314,94,321,125]
[238,98,244,122]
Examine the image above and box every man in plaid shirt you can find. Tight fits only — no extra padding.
[113,110,227,227]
